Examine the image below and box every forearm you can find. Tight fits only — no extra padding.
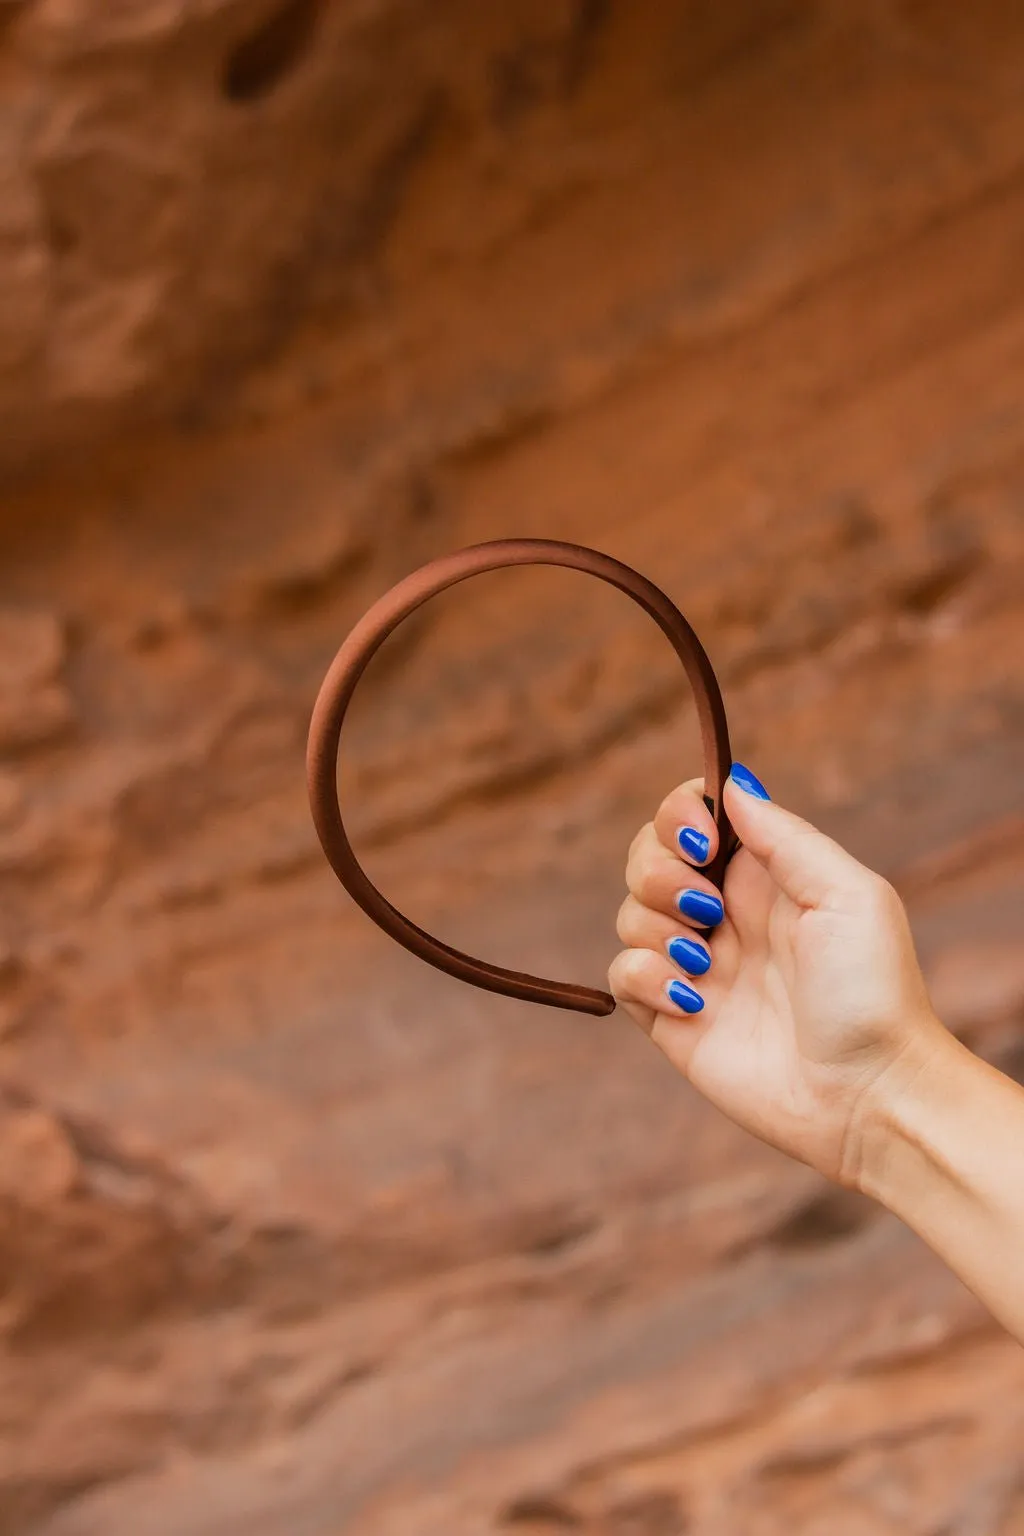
[855,1023,1024,1344]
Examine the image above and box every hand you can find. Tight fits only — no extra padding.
[608,764,947,1187]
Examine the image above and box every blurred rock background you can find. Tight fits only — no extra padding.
[0,1,1022,1532]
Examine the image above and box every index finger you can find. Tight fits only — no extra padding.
[653,776,718,868]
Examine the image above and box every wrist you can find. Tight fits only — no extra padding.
[843,1015,973,1207]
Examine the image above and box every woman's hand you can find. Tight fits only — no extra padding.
[610,763,1024,1345]
[608,764,947,1188]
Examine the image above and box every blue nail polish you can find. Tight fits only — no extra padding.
[677,889,724,925]
[677,826,710,863]
[667,978,704,1014]
[668,936,711,975]
[729,762,770,800]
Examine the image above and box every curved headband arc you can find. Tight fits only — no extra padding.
[306,538,734,1017]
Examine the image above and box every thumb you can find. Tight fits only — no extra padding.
[723,764,869,911]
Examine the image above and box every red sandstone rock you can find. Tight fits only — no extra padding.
[0,2,1021,1532]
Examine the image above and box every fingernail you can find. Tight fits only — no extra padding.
[667,978,704,1014]
[729,762,770,800]
[677,826,710,863]
[667,936,711,975]
[677,889,724,925]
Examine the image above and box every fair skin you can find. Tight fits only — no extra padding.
[608,764,1024,1345]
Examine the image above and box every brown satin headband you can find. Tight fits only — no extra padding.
[306,539,735,1017]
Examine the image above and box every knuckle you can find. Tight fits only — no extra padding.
[860,872,903,919]
[622,949,652,990]
[657,789,680,825]
[615,898,636,945]
[626,846,664,902]
[627,821,655,865]
[606,950,631,996]
[608,947,651,996]
[664,778,703,815]
[617,896,662,948]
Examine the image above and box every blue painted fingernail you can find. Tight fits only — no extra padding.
[729,762,770,800]
[677,826,710,863]
[667,978,704,1014]
[677,889,724,925]
[668,936,711,975]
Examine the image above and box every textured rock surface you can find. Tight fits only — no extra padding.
[0,1,1022,1531]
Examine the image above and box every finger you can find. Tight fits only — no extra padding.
[650,1000,712,1075]
[719,844,778,952]
[724,764,872,912]
[652,777,718,868]
[625,824,726,931]
[607,946,708,1036]
[615,893,715,976]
